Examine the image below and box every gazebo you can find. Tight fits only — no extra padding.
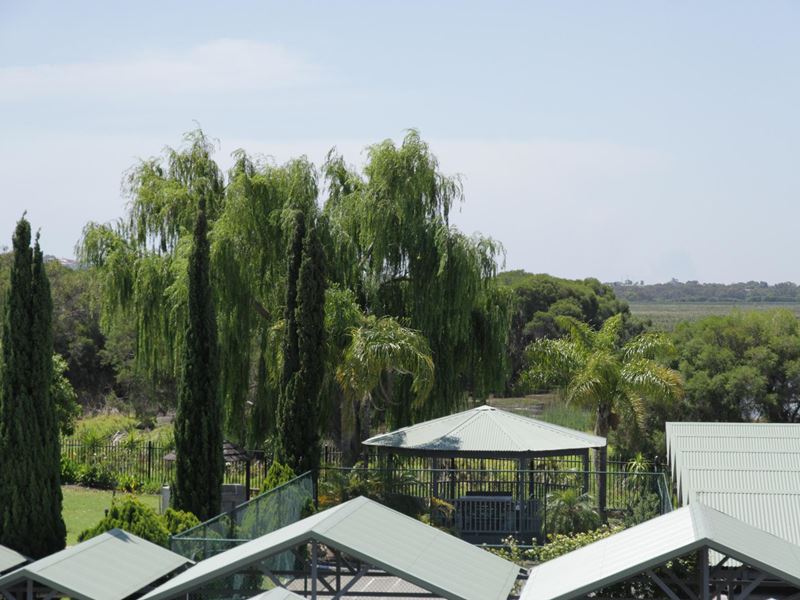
[362,405,607,543]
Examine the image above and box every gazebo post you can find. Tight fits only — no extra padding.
[449,457,456,501]
[598,446,608,517]
[581,450,590,494]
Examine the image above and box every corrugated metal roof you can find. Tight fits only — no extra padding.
[363,405,605,454]
[681,469,800,504]
[672,450,800,472]
[666,422,800,471]
[520,503,800,600]
[140,496,520,600]
[247,588,306,600]
[0,545,27,575]
[691,491,800,547]
[0,529,191,600]
[665,422,800,548]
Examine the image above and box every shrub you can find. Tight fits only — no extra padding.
[60,456,80,484]
[77,463,117,489]
[117,473,143,494]
[78,496,169,546]
[538,525,622,562]
[545,489,601,536]
[260,460,297,493]
[623,492,660,528]
[163,508,201,536]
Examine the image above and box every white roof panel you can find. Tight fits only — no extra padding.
[0,529,191,600]
[141,496,520,600]
[364,405,605,454]
[521,503,800,600]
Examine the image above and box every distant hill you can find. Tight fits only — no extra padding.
[610,279,800,303]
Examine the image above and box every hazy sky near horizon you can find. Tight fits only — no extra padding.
[1,1,799,283]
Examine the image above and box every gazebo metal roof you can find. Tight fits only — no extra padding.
[363,405,605,458]
[140,496,520,600]
[521,503,800,600]
[0,545,27,576]
[0,529,191,600]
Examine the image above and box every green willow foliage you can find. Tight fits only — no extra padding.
[324,131,511,425]
[80,129,511,445]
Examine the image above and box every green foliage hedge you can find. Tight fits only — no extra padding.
[486,524,623,565]
[78,496,199,546]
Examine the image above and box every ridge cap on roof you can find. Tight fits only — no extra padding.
[312,496,373,535]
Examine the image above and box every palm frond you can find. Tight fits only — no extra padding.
[596,314,623,350]
[522,338,584,391]
[554,315,595,350]
[336,316,434,407]
[621,358,684,402]
[622,332,675,361]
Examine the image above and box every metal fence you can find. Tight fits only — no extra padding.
[170,471,315,563]
[318,464,672,544]
[61,440,272,488]
[60,440,343,489]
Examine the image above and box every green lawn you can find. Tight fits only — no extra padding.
[62,485,160,545]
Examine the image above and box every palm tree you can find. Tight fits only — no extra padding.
[523,314,683,440]
[336,315,434,462]
[545,488,601,536]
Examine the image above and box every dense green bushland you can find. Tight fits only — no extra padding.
[498,271,644,393]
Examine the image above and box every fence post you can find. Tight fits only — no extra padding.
[147,441,153,482]
[245,459,251,501]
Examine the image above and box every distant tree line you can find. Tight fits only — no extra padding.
[612,279,800,303]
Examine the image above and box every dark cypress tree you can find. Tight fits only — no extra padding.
[0,219,65,557]
[276,214,327,474]
[173,198,223,521]
[293,222,327,473]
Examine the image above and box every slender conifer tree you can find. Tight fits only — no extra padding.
[0,218,65,557]
[276,212,305,468]
[290,221,327,473]
[173,198,223,520]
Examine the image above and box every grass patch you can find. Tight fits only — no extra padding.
[488,394,594,433]
[73,414,137,440]
[62,485,160,545]
[537,401,594,433]
[69,414,175,447]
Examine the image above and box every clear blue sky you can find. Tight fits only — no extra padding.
[1,1,798,283]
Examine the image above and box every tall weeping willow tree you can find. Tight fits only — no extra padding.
[79,132,316,442]
[324,130,511,426]
[80,129,510,447]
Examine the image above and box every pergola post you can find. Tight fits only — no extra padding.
[311,540,319,600]
[698,546,709,600]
